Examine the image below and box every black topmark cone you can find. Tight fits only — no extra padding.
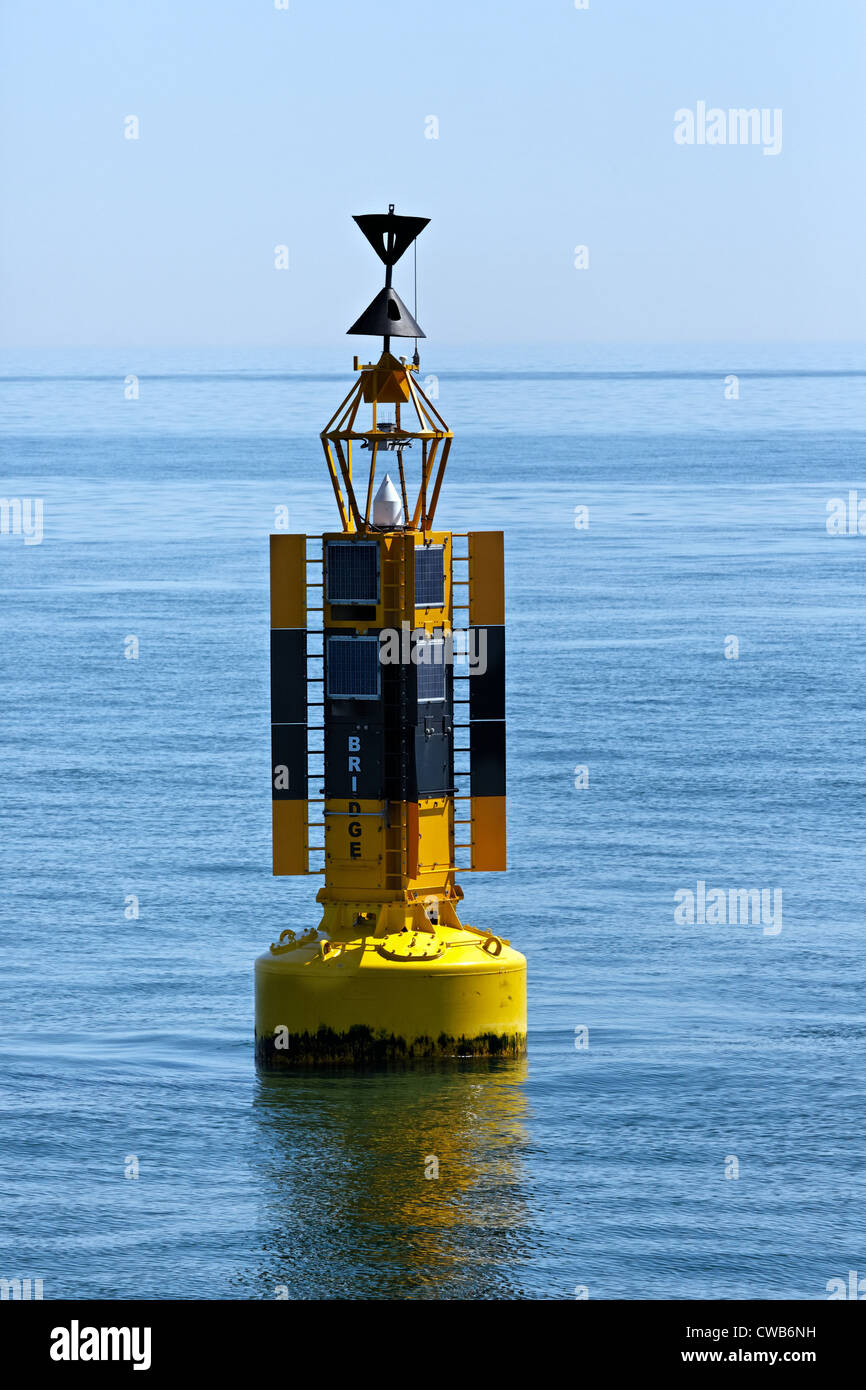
[347,204,428,351]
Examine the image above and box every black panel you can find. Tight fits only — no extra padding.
[329,604,377,622]
[326,635,381,699]
[325,540,379,604]
[468,625,505,721]
[414,545,445,607]
[417,644,447,701]
[407,647,452,717]
[413,723,453,798]
[470,720,506,798]
[321,623,454,804]
[270,629,307,725]
[271,723,307,801]
[325,722,386,799]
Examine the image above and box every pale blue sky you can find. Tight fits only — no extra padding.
[0,0,863,347]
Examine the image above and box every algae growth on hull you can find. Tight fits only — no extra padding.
[255,1025,528,1066]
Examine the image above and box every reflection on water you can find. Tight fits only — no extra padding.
[248,1060,534,1299]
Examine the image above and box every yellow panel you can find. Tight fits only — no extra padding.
[325,530,448,632]
[468,531,505,625]
[323,532,388,630]
[273,801,308,876]
[270,534,307,628]
[470,796,506,871]
[417,798,452,872]
[413,531,452,630]
[324,799,386,868]
[400,532,415,612]
[406,802,419,879]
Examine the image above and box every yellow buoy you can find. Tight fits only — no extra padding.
[255,921,526,1065]
[255,205,527,1063]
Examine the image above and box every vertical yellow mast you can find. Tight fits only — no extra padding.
[255,206,526,1064]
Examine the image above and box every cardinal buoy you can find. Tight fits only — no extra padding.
[255,205,526,1064]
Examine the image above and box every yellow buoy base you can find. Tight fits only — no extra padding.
[255,921,526,1065]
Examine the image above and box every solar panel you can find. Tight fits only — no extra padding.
[326,541,379,604]
[414,545,445,607]
[416,639,446,701]
[326,636,381,699]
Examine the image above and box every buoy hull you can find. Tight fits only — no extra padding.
[255,931,527,1065]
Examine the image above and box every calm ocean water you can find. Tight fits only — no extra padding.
[1,344,865,1300]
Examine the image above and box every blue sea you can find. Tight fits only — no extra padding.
[1,343,865,1300]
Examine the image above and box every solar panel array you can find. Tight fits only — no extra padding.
[414,545,445,607]
[326,541,379,604]
[416,640,446,701]
[326,636,381,699]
